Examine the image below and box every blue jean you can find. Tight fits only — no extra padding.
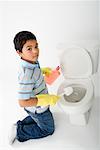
[16,108,55,142]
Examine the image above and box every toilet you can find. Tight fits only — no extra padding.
[57,46,99,125]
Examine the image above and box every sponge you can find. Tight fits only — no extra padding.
[44,66,60,85]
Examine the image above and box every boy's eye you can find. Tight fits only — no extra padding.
[27,48,32,51]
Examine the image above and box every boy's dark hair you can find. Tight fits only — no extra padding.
[13,31,37,52]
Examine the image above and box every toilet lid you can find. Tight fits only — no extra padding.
[60,47,92,79]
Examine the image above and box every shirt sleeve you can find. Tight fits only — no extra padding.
[18,67,35,100]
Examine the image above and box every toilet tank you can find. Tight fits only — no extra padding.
[57,41,100,74]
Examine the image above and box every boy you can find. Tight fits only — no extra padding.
[8,31,60,144]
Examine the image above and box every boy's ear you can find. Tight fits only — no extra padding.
[16,50,22,56]
[16,50,20,54]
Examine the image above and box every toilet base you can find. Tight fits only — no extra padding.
[69,109,91,126]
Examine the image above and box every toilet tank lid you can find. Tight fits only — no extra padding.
[60,47,92,79]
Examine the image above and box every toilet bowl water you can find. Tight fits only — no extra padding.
[63,84,86,103]
[59,84,86,103]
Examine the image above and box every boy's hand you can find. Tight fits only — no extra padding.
[36,94,60,106]
[41,67,52,76]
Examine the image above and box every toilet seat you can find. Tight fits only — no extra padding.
[60,47,92,79]
[58,78,94,114]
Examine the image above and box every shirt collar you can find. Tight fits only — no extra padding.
[20,59,39,69]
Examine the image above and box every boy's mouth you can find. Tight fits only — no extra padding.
[34,54,39,57]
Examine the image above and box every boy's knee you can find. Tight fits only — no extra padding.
[48,127,55,135]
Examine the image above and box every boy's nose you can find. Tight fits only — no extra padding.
[33,50,39,56]
[33,48,39,52]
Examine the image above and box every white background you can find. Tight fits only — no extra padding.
[0,0,100,150]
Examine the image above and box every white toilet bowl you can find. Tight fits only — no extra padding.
[57,46,99,125]
[58,78,94,114]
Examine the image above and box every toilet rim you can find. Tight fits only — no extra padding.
[57,78,94,107]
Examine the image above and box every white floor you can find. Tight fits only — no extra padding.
[0,97,99,150]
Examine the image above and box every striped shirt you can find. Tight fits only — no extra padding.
[18,59,49,113]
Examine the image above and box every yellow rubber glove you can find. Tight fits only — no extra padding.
[36,94,60,106]
[41,67,52,76]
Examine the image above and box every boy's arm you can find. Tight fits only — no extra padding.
[18,98,38,107]
[18,94,60,107]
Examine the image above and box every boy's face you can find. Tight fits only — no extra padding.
[17,40,39,63]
